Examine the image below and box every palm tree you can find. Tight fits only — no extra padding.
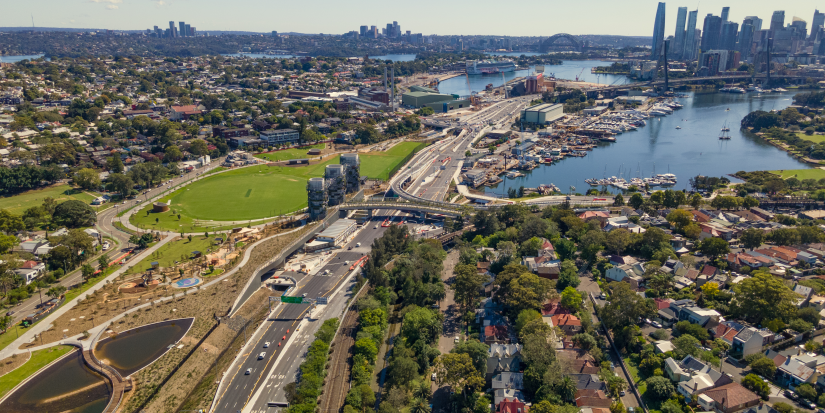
[410,398,431,413]
[559,376,577,402]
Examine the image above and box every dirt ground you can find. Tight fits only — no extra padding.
[0,352,30,376]
[115,228,307,413]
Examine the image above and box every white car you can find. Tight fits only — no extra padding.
[245,368,252,375]
[258,352,266,359]
[264,342,270,348]
[102,242,110,251]
[431,372,437,381]
[454,336,460,343]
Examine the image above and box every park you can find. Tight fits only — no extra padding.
[129,142,425,232]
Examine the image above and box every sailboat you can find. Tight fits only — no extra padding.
[719,121,731,140]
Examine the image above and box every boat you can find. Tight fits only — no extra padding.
[675,126,681,129]
[719,121,732,140]
[466,59,516,75]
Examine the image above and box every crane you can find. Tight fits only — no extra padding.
[575,68,584,81]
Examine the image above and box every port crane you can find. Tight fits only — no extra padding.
[575,68,584,81]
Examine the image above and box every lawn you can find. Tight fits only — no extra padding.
[0,184,97,215]
[254,143,326,162]
[129,142,424,231]
[0,345,74,398]
[769,168,825,181]
[797,132,825,144]
[129,235,222,273]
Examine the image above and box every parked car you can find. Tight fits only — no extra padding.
[651,321,662,329]
[454,336,460,343]
[620,391,626,397]
[431,373,437,381]
[785,390,797,400]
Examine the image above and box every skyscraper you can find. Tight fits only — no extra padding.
[651,2,666,59]
[179,21,186,37]
[721,7,730,23]
[812,10,825,39]
[169,21,175,37]
[791,18,807,39]
[370,26,377,38]
[360,26,368,37]
[701,14,722,51]
[720,22,739,50]
[185,24,191,37]
[770,11,785,33]
[744,16,763,32]
[673,7,688,59]
[683,9,699,60]
[739,20,756,60]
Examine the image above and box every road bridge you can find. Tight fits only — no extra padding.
[540,33,583,52]
[338,200,468,217]
[593,74,817,97]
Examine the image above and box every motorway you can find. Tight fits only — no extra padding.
[214,216,393,413]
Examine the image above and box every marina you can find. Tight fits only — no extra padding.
[478,88,805,196]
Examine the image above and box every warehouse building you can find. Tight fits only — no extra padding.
[401,91,471,113]
[521,103,564,125]
[315,219,357,246]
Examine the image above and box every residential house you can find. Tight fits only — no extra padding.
[697,382,760,413]
[606,263,645,289]
[498,398,528,413]
[793,284,814,308]
[669,299,721,327]
[484,325,512,344]
[492,372,524,390]
[494,390,526,406]
[574,389,613,408]
[550,314,582,335]
[169,105,203,121]
[776,357,818,389]
[14,260,46,284]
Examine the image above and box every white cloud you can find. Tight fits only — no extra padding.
[106,4,119,9]
[90,0,123,3]
[154,0,169,6]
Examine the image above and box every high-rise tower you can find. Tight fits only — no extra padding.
[683,10,699,60]
[651,2,666,59]
[673,7,688,59]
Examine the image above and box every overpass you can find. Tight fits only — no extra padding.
[593,73,817,96]
[338,200,468,217]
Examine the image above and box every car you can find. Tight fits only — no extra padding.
[599,293,606,300]
[651,321,662,328]
[785,390,797,400]
[258,352,266,359]
[807,402,817,410]
[609,362,615,369]
[620,391,626,397]
[302,293,307,297]
[356,243,361,247]
[431,372,437,381]
[245,368,252,375]
[644,319,652,325]
[5,310,14,316]
[348,246,352,250]
[374,225,378,229]
[694,252,703,256]
[627,408,635,413]
[264,342,270,348]
[454,336,460,343]
[102,242,110,251]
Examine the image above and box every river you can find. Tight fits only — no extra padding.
[436,59,629,97]
[486,90,806,197]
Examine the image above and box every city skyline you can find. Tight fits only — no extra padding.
[1,0,823,37]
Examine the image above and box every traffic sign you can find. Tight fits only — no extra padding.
[281,296,304,304]
[316,297,328,305]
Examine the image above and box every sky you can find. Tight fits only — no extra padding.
[1,0,823,37]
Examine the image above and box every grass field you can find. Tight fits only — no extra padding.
[769,168,825,180]
[797,132,825,144]
[254,143,326,162]
[0,184,97,215]
[129,235,221,273]
[129,142,424,231]
[0,345,74,398]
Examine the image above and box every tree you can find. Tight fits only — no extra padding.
[107,155,124,173]
[164,145,183,162]
[797,383,818,401]
[556,260,580,290]
[433,353,484,394]
[666,209,694,230]
[660,400,683,413]
[354,338,378,363]
[645,376,675,400]
[732,272,799,324]
[515,309,542,338]
[189,139,209,156]
[555,239,577,261]
[451,264,485,314]
[401,307,442,344]
[605,228,631,255]
[743,196,759,208]
[629,193,644,209]
[742,374,771,399]
[560,287,583,312]
[700,282,720,301]
[97,254,109,272]
[750,356,777,378]
[768,228,800,246]
[46,285,66,299]
[699,237,729,259]
[52,200,96,228]
[501,272,554,314]
[559,375,577,402]
[73,168,100,190]
[601,282,655,330]
[613,194,625,207]
[740,228,765,250]
[690,193,703,209]
[0,234,17,255]
[674,320,710,341]
[81,263,95,283]
[107,173,134,198]
[451,339,489,374]
[672,334,701,359]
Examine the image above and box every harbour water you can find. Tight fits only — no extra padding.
[0,54,47,63]
[2,319,194,412]
[221,53,416,62]
[486,90,807,196]
[436,60,630,97]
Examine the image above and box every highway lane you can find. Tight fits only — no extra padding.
[214,215,391,413]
